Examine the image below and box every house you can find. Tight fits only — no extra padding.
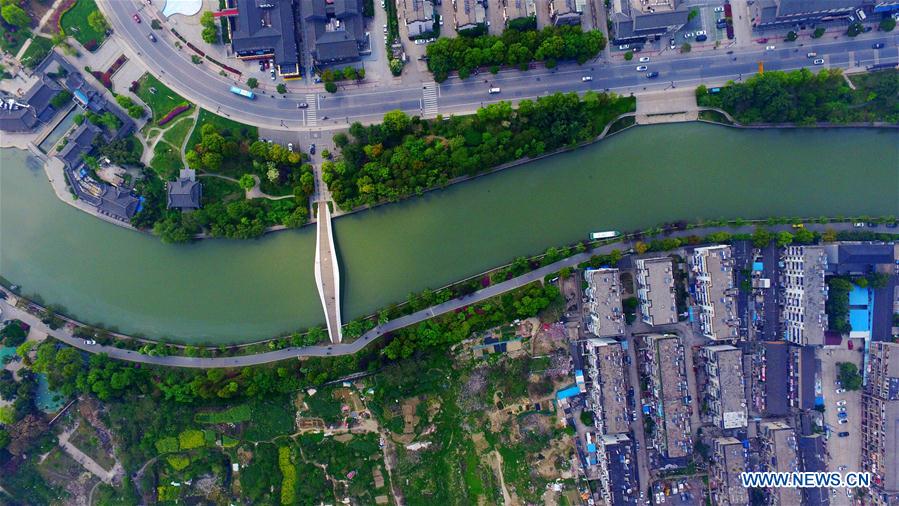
[401,0,436,38]
[0,75,64,132]
[57,123,102,170]
[610,0,688,43]
[549,0,583,26]
[303,0,369,64]
[453,0,487,31]
[167,169,203,210]
[230,0,302,77]
[97,185,140,222]
[751,0,874,31]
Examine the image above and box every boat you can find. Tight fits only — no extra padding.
[589,230,621,240]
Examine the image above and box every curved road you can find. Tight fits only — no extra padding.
[101,0,898,130]
[3,223,892,368]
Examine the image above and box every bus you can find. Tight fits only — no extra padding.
[589,230,621,240]
[230,86,255,100]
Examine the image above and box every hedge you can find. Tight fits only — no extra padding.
[158,103,190,126]
[167,454,190,471]
[178,429,205,450]
[195,403,252,424]
[155,436,179,454]
[278,446,296,505]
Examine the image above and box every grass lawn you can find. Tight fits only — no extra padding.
[186,108,258,153]
[150,141,183,180]
[200,176,243,205]
[242,399,295,442]
[19,35,53,69]
[134,73,188,124]
[0,26,31,55]
[161,116,194,150]
[60,0,107,50]
[69,421,116,471]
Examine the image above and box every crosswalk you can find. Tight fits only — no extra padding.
[422,82,439,118]
[305,93,318,127]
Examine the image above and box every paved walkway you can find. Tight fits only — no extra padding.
[1,222,889,368]
[314,201,343,343]
[635,88,699,124]
[58,424,123,484]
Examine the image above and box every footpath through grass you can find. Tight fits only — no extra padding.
[134,73,189,124]
[60,0,107,50]
[19,36,54,69]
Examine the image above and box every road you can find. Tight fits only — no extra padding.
[2,223,891,368]
[100,0,899,130]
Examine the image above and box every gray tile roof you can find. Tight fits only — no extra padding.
[167,170,202,209]
[231,0,300,69]
[304,0,366,63]
[98,185,139,221]
[57,122,101,169]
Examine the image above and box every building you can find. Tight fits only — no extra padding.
[610,0,689,44]
[689,245,739,341]
[303,0,369,64]
[453,0,487,31]
[167,169,203,210]
[0,75,64,132]
[702,345,747,430]
[57,122,102,170]
[549,0,584,25]
[862,341,899,505]
[797,433,829,506]
[825,242,896,276]
[596,433,639,505]
[584,337,631,435]
[502,0,535,24]
[751,0,873,31]
[584,268,624,338]
[710,437,749,506]
[97,185,140,222]
[759,421,802,505]
[645,334,692,459]
[635,256,677,326]
[780,245,828,346]
[401,0,436,38]
[230,0,301,77]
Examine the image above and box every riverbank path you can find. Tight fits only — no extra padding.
[314,201,343,343]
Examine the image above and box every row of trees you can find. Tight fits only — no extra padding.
[696,68,899,124]
[323,92,634,210]
[426,24,606,81]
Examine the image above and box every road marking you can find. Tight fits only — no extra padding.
[306,93,318,127]
[422,82,439,118]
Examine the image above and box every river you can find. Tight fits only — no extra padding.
[1,123,897,344]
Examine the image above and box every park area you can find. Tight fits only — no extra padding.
[60,0,108,50]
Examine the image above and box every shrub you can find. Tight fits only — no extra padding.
[158,103,190,126]
[881,17,896,32]
[325,81,337,93]
[786,31,797,41]
[278,447,296,505]
[812,27,826,38]
[195,404,252,424]
[624,51,633,61]
[155,436,179,454]
[178,429,205,450]
[166,454,190,471]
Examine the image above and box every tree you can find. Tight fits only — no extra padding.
[881,17,896,32]
[239,173,256,190]
[688,8,698,21]
[324,81,338,93]
[751,227,773,248]
[847,22,863,37]
[389,58,403,76]
[1,4,30,28]
[634,241,649,254]
[50,91,72,109]
[276,83,287,94]
[87,10,109,34]
[680,43,691,53]
[200,11,218,43]
[812,27,826,38]
[624,51,633,61]
[247,77,259,89]
[342,66,357,80]
[1,321,28,348]
[838,362,862,391]
[775,231,794,247]
[785,31,798,41]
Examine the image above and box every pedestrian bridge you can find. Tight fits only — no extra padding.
[314,201,342,343]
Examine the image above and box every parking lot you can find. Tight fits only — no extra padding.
[818,345,864,506]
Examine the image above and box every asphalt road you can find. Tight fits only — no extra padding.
[101,0,898,130]
[3,223,890,368]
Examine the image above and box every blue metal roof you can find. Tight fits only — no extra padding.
[556,386,581,400]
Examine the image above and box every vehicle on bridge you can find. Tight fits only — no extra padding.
[230,86,256,100]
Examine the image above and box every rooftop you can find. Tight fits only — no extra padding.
[636,256,677,326]
[690,245,739,340]
[231,0,300,72]
[585,268,624,338]
[585,338,631,435]
[704,344,747,429]
[57,122,102,170]
[303,0,367,63]
[167,169,203,210]
[648,334,691,458]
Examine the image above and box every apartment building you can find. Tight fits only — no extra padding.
[710,437,749,506]
[596,433,639,505]
[401,0,437,37]
[549,0,584,25]
[610,0,688,44]
[645,334,692,459]
[453,0,487,31]
[702,345,747,430]
[584,337,631,436]
[780,245,828,346]
[689,245,739,341]
[862,341,899,505]
[759,421,802,505]
[502,0,535,23]
[585,268,624,338]
[635,256,678,326]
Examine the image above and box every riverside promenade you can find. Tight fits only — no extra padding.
[2,222,892,368]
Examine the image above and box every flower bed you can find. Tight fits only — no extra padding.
[52,0,79,33]
[88,55,127,90]
[158,103,191,126]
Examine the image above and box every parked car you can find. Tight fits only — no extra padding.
[837,400,847,406]
[684,32,694,38]
[287,143,294,152]
[854,222,866,227]
[838,412,848,419]
[636,65,648,71]
[83,339,97,345]
[696,30,706,36]
[696,34,708,42]
[148,33,157,42]
[838,418,848,424]
[837,406,847,413]
[309,144,316,154]
[581,76,592,82]
[488,87,501,94]
[714,6,724,12]
[132,13,141,23]
[838,431,850,437]
[639,56,650,62]
[807,52,818,57]
[813,58,825,65]
[766,45,776,50]
[618,44,630,50]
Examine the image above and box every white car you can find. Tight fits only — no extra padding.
[837,406,847,413]
[836,388,846,394]
[696,30,706,36]
[618,44,630,50]
[84,339,97,345]
[684,32,694,38]
[837,400,847,406]
[714,6,724,12]
[636,65,648,71]
[287,143,294,152]
[813,58,825,65]
[581,76,592,82]
[639,56,650,62]
[766,45,776,50]
[838,418,848,424]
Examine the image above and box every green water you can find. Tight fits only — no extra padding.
[2,123,897,343]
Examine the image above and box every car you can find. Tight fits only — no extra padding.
[297,102,308,109]
[807,52,817,58]
[309,144,316,154]
[636,65,648,71]
[684,32,694,38]
[383,24,388,33]
[669,41,677,49]
[696,30,706,36]
[132,13,141,23]
[631,45,642,53]
[837,400,847,406]
[836,388,846,394]
[287,143,294,152]
[854,222,865,227]
[838,412,848,419]
[838,406,847,413]
[267,139,273,145]
[259,61,265,71]
[84,339,97,345]
[848,340,854,350]
[886,222,898,228]
[618,44,630,50]
[813,58,825,65]
[714,6,724,12]
[838,465,848,471]
[838,418,848,424]
[581,76,592,82]
[716,19,727,28]
[148,33,157,42]
[696,34,708,42]
[646,71,660,79]
[639,56,650,62]
[488,87,501,94]
[838,431,850,437]
[766,45,776,50]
